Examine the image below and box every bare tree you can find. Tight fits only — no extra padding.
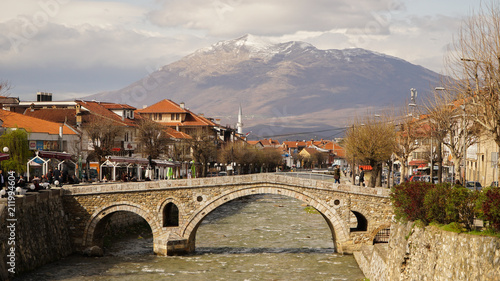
[188,130,217,177]
[424,88,480,183]
[0,80,11,96]
[446,2,500,182]
[84,115,121,163]
[137,119,170,159]
[344,115,397,187]
[393,108,421,183]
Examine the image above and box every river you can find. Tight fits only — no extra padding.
[16,194,365,280]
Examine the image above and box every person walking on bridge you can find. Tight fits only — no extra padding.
[359,167,365,187]
[333,165,341,184]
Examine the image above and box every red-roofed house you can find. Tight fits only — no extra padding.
[136,100,218,137]
[0,109,79,154]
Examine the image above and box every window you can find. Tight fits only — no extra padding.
[171,113,175,120]
[176,113,180,120]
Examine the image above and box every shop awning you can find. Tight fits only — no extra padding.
[38,151,72,160]
[409,160,428,166]
[359,165,373,170]
[107,156,150,165]
[0,153,9,161]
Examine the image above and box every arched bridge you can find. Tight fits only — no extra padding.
[62,173,393,255]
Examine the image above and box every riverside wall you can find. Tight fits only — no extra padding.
[0,188,73,280]
[355,222,500,281]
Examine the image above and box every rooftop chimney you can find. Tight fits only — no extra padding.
[180,102,185,109]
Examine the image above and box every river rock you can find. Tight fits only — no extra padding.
[83,246,104,257]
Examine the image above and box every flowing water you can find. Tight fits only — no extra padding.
[16,194,365,281]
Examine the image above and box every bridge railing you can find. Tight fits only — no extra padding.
[275,172,335,181]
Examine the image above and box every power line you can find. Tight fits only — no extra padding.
[257,127,346,139]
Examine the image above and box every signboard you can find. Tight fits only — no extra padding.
[29,140,36,150]
[36,140,44,150]
[124,142,136,151]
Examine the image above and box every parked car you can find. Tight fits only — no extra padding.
[465,181,482,191]
[218,171,228,176]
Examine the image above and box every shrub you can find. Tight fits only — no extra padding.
[447,186,478,231]
[479,187,500,232]
[390,181,434,223]
[424,183,452,224]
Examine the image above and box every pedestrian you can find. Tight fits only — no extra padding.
[53,167,61,183]
[334,165,341,184]
[359,167,365,187]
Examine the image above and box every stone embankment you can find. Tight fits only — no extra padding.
[0,189,73,280]
[355,222,500,280]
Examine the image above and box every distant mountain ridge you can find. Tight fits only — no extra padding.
[86,34,443,135]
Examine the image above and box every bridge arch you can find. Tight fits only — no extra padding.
[82,202,161,250]
[180,185,349,252]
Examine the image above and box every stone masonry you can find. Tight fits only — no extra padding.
[355,222,500,281]
[61,173,393,256]
[0,189,73,279]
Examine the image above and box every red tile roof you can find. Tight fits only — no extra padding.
[0,109,77,135]
[136,99,188,114]
[282,141,307,148]
[165,127,192,139]
[77,100,137,127]
[99,103,136,110]
[23,108,76,125]
[258,139,280,147]
[137,99,217,127]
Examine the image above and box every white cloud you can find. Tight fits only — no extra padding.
[148,0,401,36]
[0,0,484,100]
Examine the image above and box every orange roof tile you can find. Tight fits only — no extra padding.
[0,109,76,135]
[165,127,192,139]
[100,102,136,110]
[24,108,76,125]
[77,100,137,127]
[136,99,188,114]
[282,141,307,148]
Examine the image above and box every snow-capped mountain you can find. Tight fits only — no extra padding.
[86,34,443,134]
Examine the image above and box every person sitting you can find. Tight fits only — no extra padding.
[17,176,26,188]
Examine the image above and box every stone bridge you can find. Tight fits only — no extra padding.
[61,173,393,255]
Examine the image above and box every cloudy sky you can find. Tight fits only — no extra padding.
[0,0,484,101]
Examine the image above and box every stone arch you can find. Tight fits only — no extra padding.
[157,198,184,228]
[369,223,392,244]
[82,202,161,249]
[350,210,368,232]
[180,185,349,251]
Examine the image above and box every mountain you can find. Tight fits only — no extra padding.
[86,34,443,138]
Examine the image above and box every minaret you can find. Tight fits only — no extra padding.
[237,104,243,135]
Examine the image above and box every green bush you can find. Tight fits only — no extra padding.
[424,183,452,224]
[447,186,478,231]
[390,181,434,223]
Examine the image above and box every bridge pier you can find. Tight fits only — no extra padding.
[154,239,192,256]
[154,234,195,256]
